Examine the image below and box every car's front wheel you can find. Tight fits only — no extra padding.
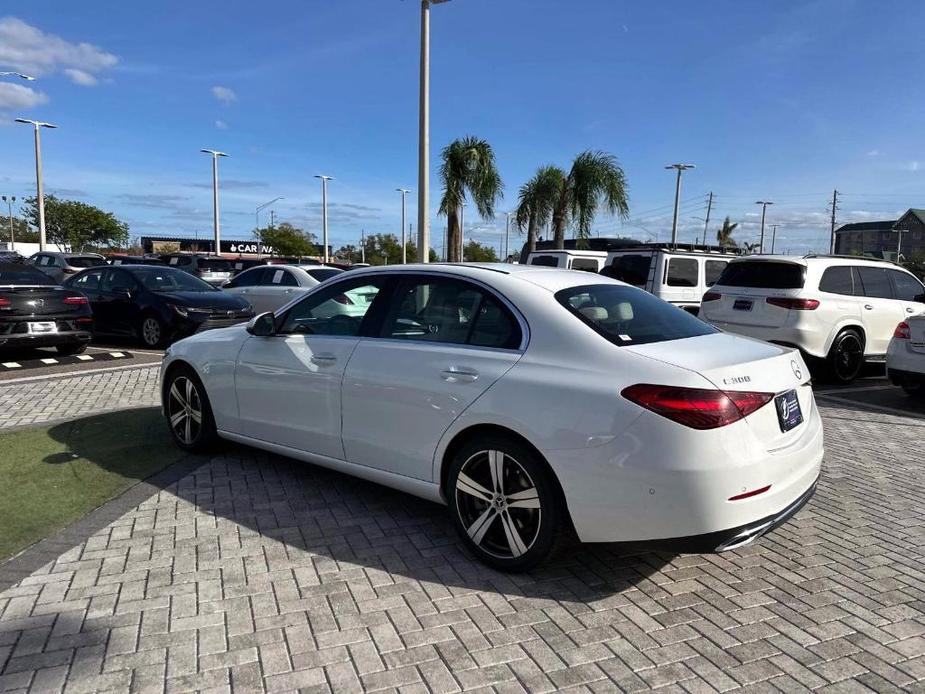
[139,314,167,349]
[448,435,564,572]
[164,367,218,453]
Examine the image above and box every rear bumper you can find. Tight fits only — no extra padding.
[0,330,92,350]
[886,339,925,384]
[705,320,830,359]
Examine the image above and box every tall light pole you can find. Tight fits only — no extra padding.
[770,224,778,254]
[665,163,695,247]
[755,200,773,254]
[16,119,57,251]
[200,149,228,255]
[315,175,333,263]
[0,72,35,81]
[256,196,283,232]
[1,196,15,249]
[459,201,466,262]
[504,211,511,261]
[396,188,410,263]
[418,0,452,265]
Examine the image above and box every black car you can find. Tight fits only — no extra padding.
[63,265,253,348]
[108,254,165,266]
[0,262,93,354]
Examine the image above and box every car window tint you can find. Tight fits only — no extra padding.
[666,258,699,287]
[0,263,56,285]
[818,266,855,295]
[716,261,805,289]
[277,270,298,287]
[569,258,600,272]
[68,256,105,268]
[705,260,727,286]
[556,284,717,346]
[232,268,262,288]
[101,269,135,292]
[889,270,924,301]
[468,296,521,349]
[382,278,485,345]
[856,266,894,299]
[72,269,103,291]
[279,278,385,336]
[529,255,559,267]
[604,254,651,286]
[305,267,342,282]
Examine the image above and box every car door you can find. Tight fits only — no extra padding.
[248,267,301,313]
[234,274,392,458]
[888,269,925,319]
[855,266,904,355]
[341,274,525,481]
[99,268,140,336]
[68,269,105,328]
[223,267,263,309]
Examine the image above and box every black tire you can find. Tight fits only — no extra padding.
[901,383,925,397]
[447,435,564,572]
[56,342,88,356]
[164,366,218,453]
[826,329,864,384]
[139,314,168,349]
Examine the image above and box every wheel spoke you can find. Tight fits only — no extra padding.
[488,450,504,494]
[456,472,493,503]
[189,407,202,424]
[169,382,185,408]
[505,487,540,509]
[466,506,497,545]
[499,510,528,558]
[185,378,194,407]
[184,412,192,443]
[170,410,186,428]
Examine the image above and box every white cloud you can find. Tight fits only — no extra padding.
[215,119,228,130]
[64,68,97,86]
[211,86,237,105]
[0,82,48,110]
[0,17,118,85]
[906,161,920,172]
[866,149,881,157]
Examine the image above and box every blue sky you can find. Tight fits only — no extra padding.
[1,0,925,255]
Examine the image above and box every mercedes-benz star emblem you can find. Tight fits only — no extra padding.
[791,360,803,381]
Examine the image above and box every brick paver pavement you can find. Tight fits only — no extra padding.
[0,366,160,431]
[0,390,924,691]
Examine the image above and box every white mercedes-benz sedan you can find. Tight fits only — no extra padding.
[160,263,823,571]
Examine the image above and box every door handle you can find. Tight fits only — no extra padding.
[441,367,479,383]
[863,304,874,310]
[311,353,337,365]
[907,307,915,313]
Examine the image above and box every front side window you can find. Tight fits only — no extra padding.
[380,277,521,349]
[556,284,716,347]
[818,266,855,295]
[279,277,387,336]
[705,260,727,286]
[666,258,699,287]
[889,269,924,301]
[856,267,893,299]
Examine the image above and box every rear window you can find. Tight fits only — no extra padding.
[603,254,650,286]
[305,268,342,282]
[529,255,560,267]
[0,263,55,285]
[716,261,805,289]
[555,284,717,347]
[199,259,232,272]
[67,256,106,268]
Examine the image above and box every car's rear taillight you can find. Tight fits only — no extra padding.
[766,297,819,310]
[702,291,722,302]
[894,321,911,339]
[621,384,774,430]
[62,267,77,274]
[0,297,10,309]
[333,294,354,305]
[63,296,89,305]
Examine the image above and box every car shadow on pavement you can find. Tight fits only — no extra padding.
[19,410,674,601]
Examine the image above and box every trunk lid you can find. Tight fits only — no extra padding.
[0,286,86,316]
[625,332,815,451]
[702,287,802,328]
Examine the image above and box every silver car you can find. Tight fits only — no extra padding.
[29,251,107,284]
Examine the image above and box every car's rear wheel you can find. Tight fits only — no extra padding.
[165,367,218,453]
[901,383,925,397]
[56,342,87,356]
[826,329,864,383]
[448,435,563,572]
[139,314,167,349]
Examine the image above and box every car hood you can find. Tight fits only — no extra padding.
[157,291,249,310]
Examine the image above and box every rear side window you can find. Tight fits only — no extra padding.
[889,270,924,301]
[818,266,856,295]
[856,267,893,299]
[529,255,559,267]
[666,258,698,287]
[716,261,805,289]
[569,258,600,272]
[556,284,716,347]
[604,254,650,286]
[705,260,727,286]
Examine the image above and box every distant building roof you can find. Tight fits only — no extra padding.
[834,220,896,234]
[901,209,925,226]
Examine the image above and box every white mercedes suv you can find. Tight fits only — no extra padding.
[700,255,925,382]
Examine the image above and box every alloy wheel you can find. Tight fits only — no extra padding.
[455,449,541,559]
[142,317,161,347]
[835,333,862,381]
[167,376,203,445]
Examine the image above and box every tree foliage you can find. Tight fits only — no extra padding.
[0,216,36,243]
[23,196,129,252]
[344,233,437,265]
[716,216,739,248]
[438,136,503,262]
[550,151,629,248]
[462,240,498,263]
[516,166,565,255]
[255,222,317,257]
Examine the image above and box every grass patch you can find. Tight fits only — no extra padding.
[0,407,185,561]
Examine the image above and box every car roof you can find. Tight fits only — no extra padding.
[727,254,907,269]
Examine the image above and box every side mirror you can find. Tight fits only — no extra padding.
[246,312,276,336]
[915,293,925,304]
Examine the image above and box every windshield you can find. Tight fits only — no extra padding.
[132,267,218,292]
[0,263,56,286]
[556,283,716,346]
[68,256,106,268]
[716,261,805,289]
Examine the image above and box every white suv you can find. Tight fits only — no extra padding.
[700,255,925,382]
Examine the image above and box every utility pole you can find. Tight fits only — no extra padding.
[200,149,228,255]
[459,202,465,261]
[505,211,511,261]
[829,189,839,254]
[770,224,778,253]
[893,228,910,262]
[360,229,366,263]
[409,223,414,260]
[665,164,695,247]
[702,192,713,247]
[2,196,15,249]
[755,200,773,254]
[314,175,333,263]
[16,119,57,251]
[269,210,276,229]
[396,188,410,264]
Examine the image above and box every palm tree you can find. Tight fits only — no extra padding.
[438,136,503,262]
[515,165,565,255]
[550,151,630,248]
[716,216,739,248]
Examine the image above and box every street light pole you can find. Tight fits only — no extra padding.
[665,163,695,247]
[200,149,228,255]
[16,119,57,252]
[755,200,774,254]
[459,201,466,262]
[1,196,15,249]
[396,188,410,263]
[770,224,778,254]
[315,175,333,263]
[505,211,511,261]
[256,196,283,232]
